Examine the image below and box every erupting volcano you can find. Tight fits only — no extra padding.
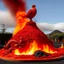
[0,0,64,61]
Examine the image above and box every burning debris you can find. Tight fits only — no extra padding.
[0,0,64,61]
[34,50,48,57]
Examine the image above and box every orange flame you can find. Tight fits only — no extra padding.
[43,44,57,54]
[13,11,30,36]
[14,40,57,55]
[60,43,64,48]
[14,40,39,55]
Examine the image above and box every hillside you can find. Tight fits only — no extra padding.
[49,30,63,35]
[47,30,64,41]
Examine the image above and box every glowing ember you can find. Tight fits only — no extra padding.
[14,40,57,55]
[13,11,30,36]
[60,43,64,48]
[43,44,57,54]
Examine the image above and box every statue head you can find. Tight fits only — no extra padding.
[32,5,36,8]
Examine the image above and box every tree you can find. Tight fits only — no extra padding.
[1,24,6,33]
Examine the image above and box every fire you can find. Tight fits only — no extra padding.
[43,44,57,54]
[60,43,64,48]
[13,11,30,36]
[14,40,57,55]
[14,40,39,55]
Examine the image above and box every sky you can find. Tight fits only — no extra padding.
[27,0,64,24]
[0,0,64,33]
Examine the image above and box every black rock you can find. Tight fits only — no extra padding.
[34,50,45,57]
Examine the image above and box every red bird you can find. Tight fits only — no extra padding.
[26,5,37,20]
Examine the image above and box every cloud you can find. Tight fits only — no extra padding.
[0,11,15,28]
[0,10,64,33]
[37,22,64,32]
[37,23,54,31]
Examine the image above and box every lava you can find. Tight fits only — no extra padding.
[14,40,57,55]
[43,44,57,54]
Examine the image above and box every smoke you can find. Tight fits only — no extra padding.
[3,0,26,16]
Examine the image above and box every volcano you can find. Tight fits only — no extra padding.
[0,20,64,61]
[1,0,64,61]
[5,21,56,54]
